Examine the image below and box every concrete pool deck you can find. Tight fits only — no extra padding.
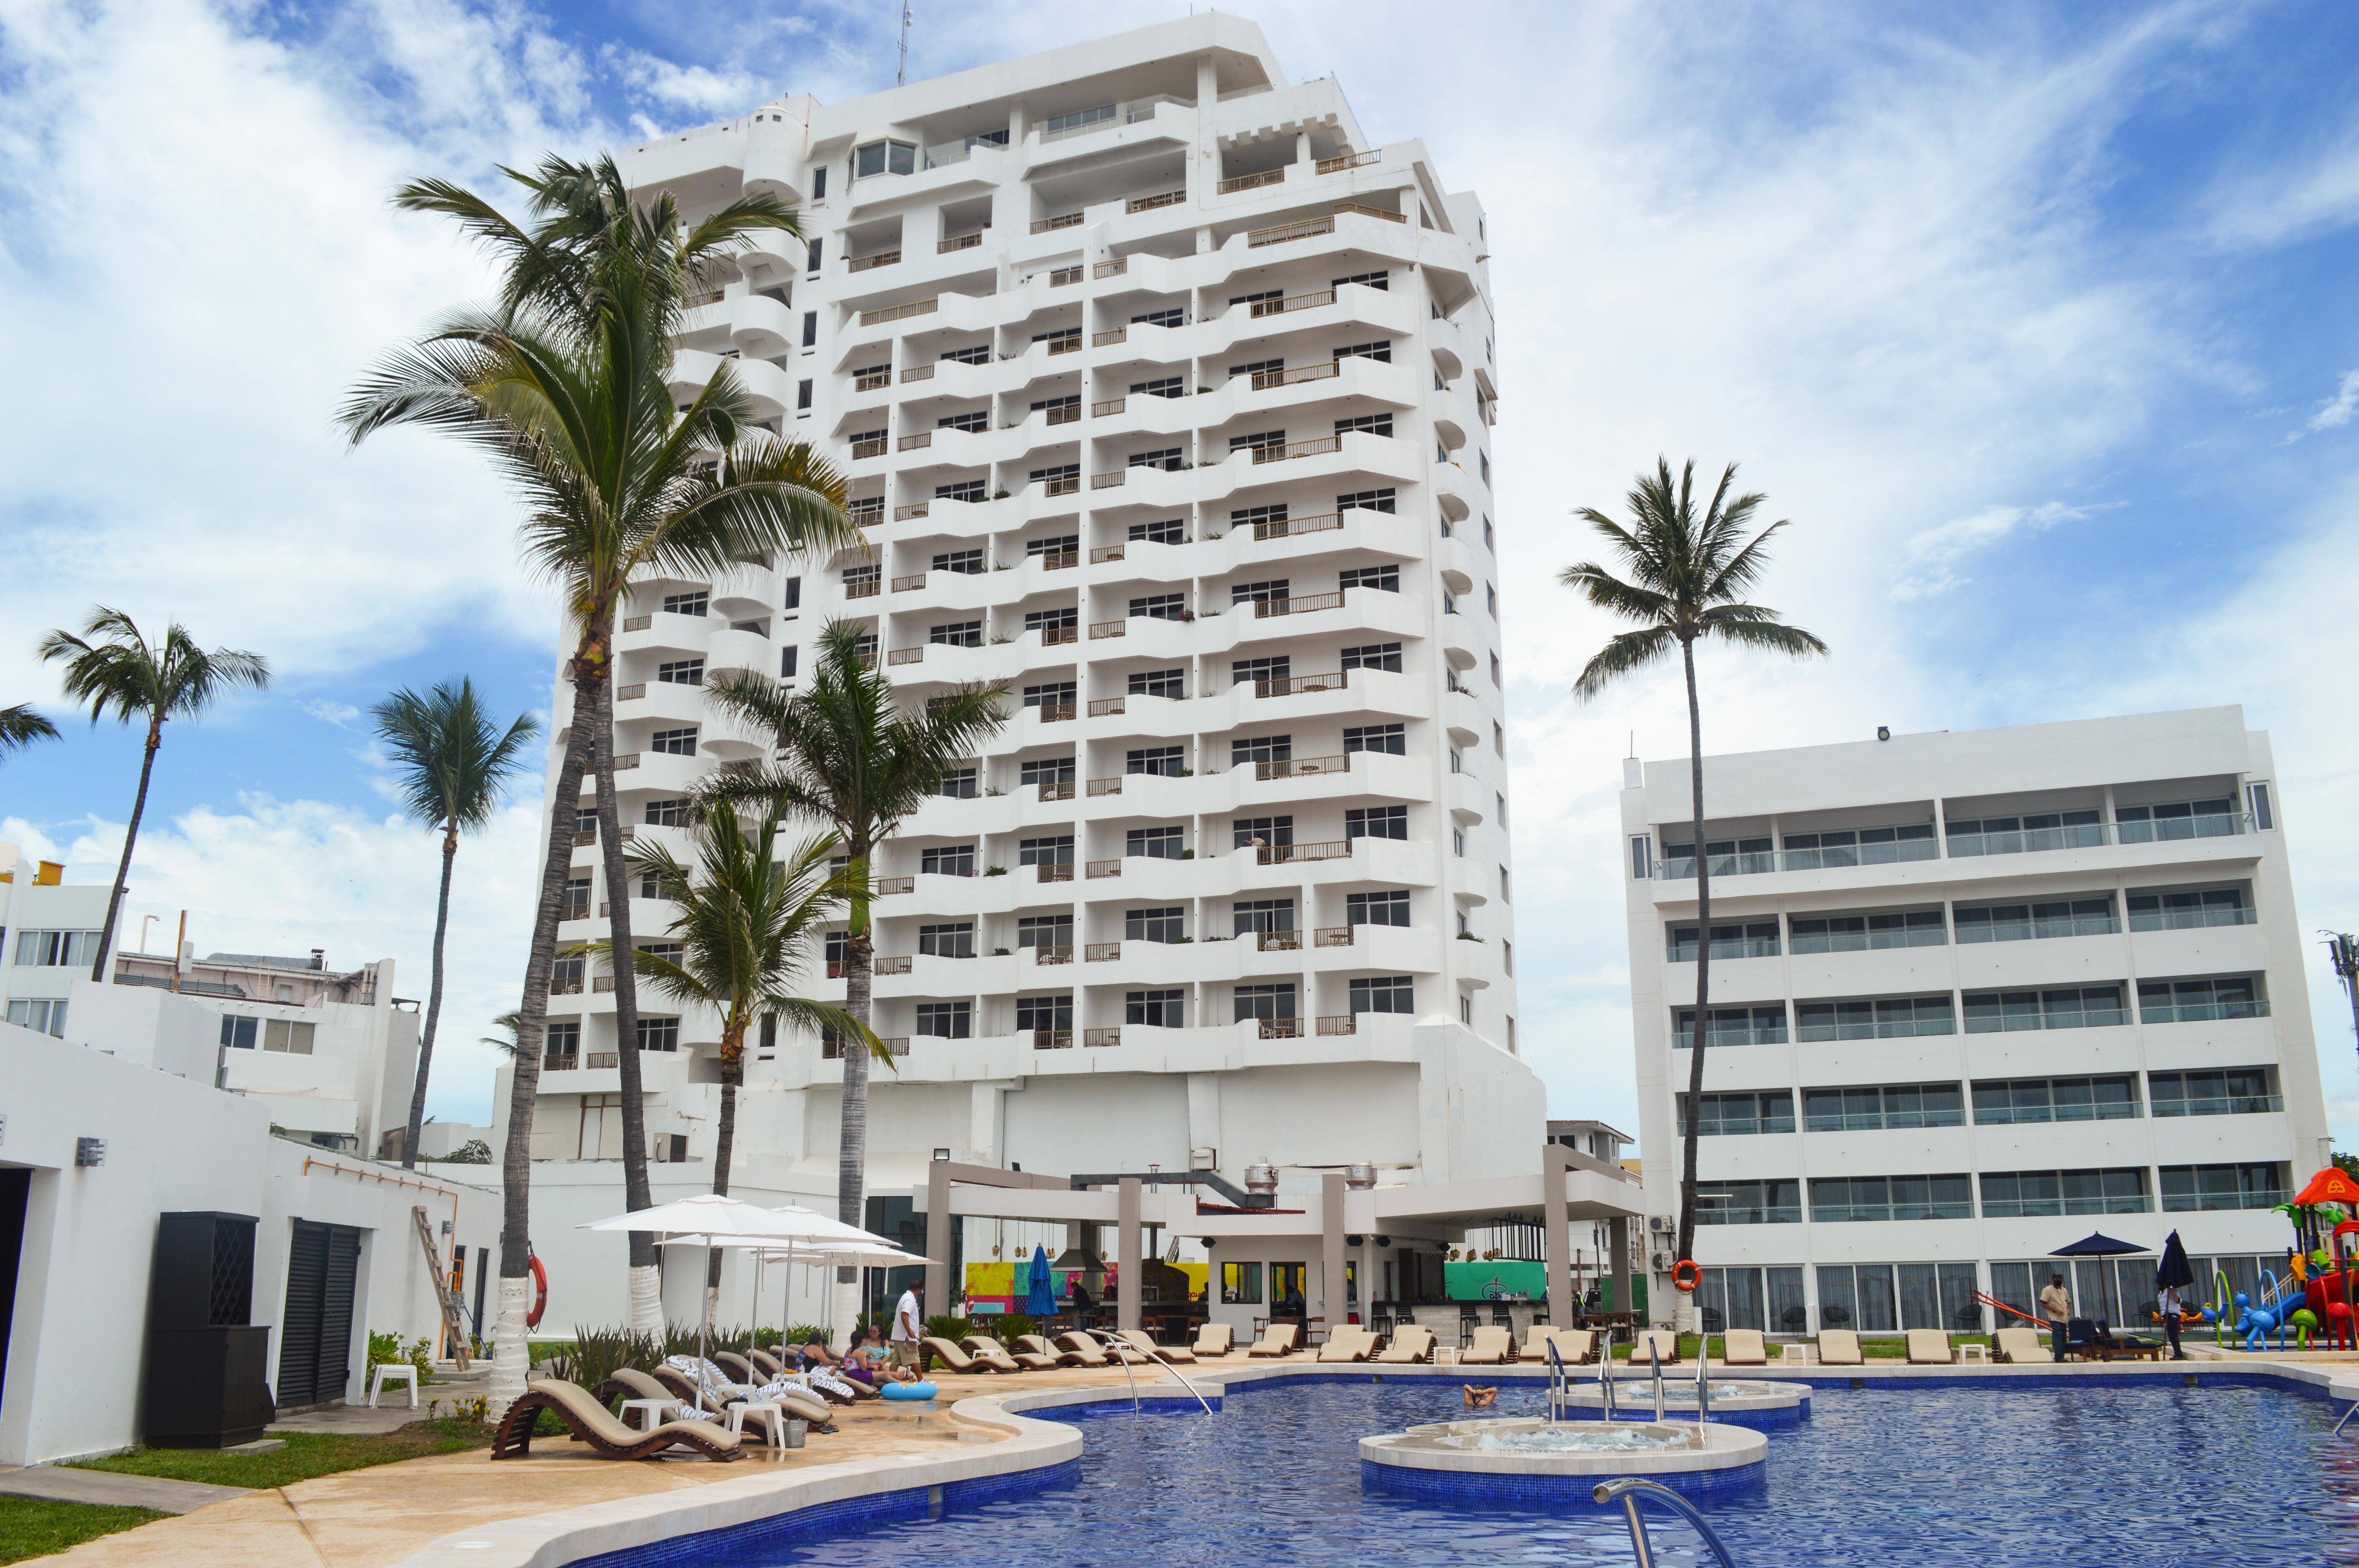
[37,1349,2359,1566]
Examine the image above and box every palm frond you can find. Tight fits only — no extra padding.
[0,702,60,758]
[1572,626,1677,701]
[1698,606,1829,659]
[369,679,542,833]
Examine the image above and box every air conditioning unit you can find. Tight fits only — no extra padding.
[1647,1215,1675,1234]
[1650,1250,1677,1272]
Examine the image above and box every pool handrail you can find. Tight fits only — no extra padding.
[1599,1327,1617,1421]
[1695,1340,1711,1424]
[1651,1341,1666,1422]
[1078,1329,1214,1416]
[1593,1477,1741,1568]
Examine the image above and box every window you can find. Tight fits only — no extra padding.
[1818,1263,1982,1333]
[935,409,989,434]
[1335,413,1394,437]
[1479,452,1490,482]
[1953,896,2115,943]
[1667,921,1780,962]
[1234,982,1296,1022]
[1693,1180,1800,1226]
[1672,1006,1788,1047]
[1229,429,1286,454]
[1493,721,1505,755]
[263,1019,316,1054]
[1351,976,1414,1014]
[636,1016,680,1052]
[1945,809,2103,856]
[643,798,687,827]
[1486,584,1498,617]
[1232,817,1292,850]
[1126,907,1185,943]
[1233,654,1291,688]
[1023,607,1078,635]
[1499,865,1511,903]
[1502,941,1513,975]
[941,343,990,365]
[1451,829,1466,856]
[780,645,799,679]
[841,564,880,597]
[920,844,976,877]
[801,310,817,347]
[931,548,985,576]
[2249,781,2275,830]
[1963,985,2127,1033]
[1346,804,1407,841]
[563,877,592,916]
[809,167,826,199]
[1017,994,1072,1032]
[1339,564,1399,593]
[1630,837,1652,880]
[2138,976,2265,1023]
[1130,518,1185,544]
[783,576,801,611]
[4,998,65,1036]
[1980,1169,2152,1219]
[1489,652,1501,686]
[1132,307,1187,330]
[930,620,982,648]
[1129,988,1185,1027]
[12,929,101,967]
[1335,340,1392,363]
[1341,642,1401,672]
[1126,826,1184,859]
[1016,915,1072,953]
[1221,1261,1263,1305]
[652,656,704,687]
[1349,890,1410,927]
[1681,1090,1797,1136]
[1694,1266,1810,1336]
[852,139,916,178]
[1779,824,1935,868]
[937,764,978,799]
[1023,681,1077,713]
[1809,1175,1973,1223]
[1017,832,1073,864]
[1969,1075,2137,1125]
[2162,1162,2289,1212]
[2126,887,2251,931]
[1229,288,1283,309]
[1230,734,1291,767]
[1232,899,1295,936]
[1336,488,1397,513]
[916,1000,972,1039]
[1803,1083,1963,1132]
[1343,723,1405,755]
[216,1013,258,1050]
[1026,533,1081,562]
[1131,593,1187,621]
[1484,517,1494,550]
[1231,579,1289,606]
[1126,744,1184,775]
[545,1021,580,1057]
[661,591,708,617]
[1332,270,1390,290]
[1786,909,1946,952]
[1129,447,1184,472]
[650,727,698,756]
[640,867,687,900]
[2149,1067,2281,1116]
[796,379,813,409]
[2115,796,2241,842]
[1794,995,1954,1040]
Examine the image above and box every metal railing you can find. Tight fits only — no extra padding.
[1127,188,1186,213]
[1090,543,1127,563]
[899,365,934,383]
[1252,360,1341,389]
[612,754,640,770]
[1086,942,1121,961]
[847,250,901,273]
[1255,755,1349,781]
[1654,839,1936,879]
[887,646,921,664]
[858,298,937,327]
[1334,200,1407,223]
[1092,330,1127,349]
[937,232,982,254]
[1038,548,1080,569]
[1035,860,1075,881]
[1085,859,1121,878]
[1255,590,1345,616]
[1095,258,1129,279]
[1249,288,1337,320]
[851,437,888,459]
[551,976,584,995]
[874,956,913,975]
[1049,265,1083,287]
[894,501,931,520]
[1036,704,1077,722]
[1248,215,1333,248]
[1315,926,1354,946]
[1258,838,1351,863]
[685,289,724,309]
[874,877,915,894]
[1041,622,1079,643]
[1033,1029,1074,1050]
[897,432,931,451]
[615,683,646,701]
[1317,149,1380,174]
[1086,778,1122,797]
[1087,697,1126,717]
[1250,436,1342,465]
[587,1051,620,1069]
[844,577,881,599]
[1033,945,1074,965]
[1596,1479,1740,1568]
[1218,168,1285,194]
[543,1053,580,1072]
[891,573,926,592]
[1252,511,1345,541]
[1257,929,1301,951]
[592,976,615,993]
[1258,1017,1304,1039]
[1038,779,1076,801]
[1256,671,1347,697]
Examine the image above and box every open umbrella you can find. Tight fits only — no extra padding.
[1025,1243,1058,1317]
[2049,1232,2151,1257]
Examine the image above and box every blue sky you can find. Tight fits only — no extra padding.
[4,0,2359,1143]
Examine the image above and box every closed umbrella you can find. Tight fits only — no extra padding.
[1026,1243,1058,1317]
[2156,1231,2197,1292]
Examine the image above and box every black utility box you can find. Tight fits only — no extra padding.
[142,1212,276,1448]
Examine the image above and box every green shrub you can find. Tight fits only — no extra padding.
[561,1326,658,1389]
[366,1331,434,1386]
[784,1323,830,1345]
[996,1313,1038,1341]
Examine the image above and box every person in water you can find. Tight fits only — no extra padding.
[1462,1385,1499,1409]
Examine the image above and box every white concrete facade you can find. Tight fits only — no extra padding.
[1620,707,2330,1335]
[507,13,1538,1324]
[0,845,109,1040]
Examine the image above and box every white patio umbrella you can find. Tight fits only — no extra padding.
[687,1221,919,1369]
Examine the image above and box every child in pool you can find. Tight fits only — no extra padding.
[1462,1385,1499,1409]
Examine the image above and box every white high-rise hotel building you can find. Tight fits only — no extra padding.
[509,16,1539,1231]
[1622,708,2332,1338]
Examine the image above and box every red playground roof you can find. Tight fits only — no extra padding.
[2294,1167,2359,1208]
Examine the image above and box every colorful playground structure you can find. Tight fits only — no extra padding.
[2205,1165,2359,1352]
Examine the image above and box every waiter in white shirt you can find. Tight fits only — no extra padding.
[892,1279,924,1370]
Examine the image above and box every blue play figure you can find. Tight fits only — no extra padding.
[2234,1290,2301,1352]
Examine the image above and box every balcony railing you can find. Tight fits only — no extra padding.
[1086,777,1121,797]
[2142,998,2271,1024]
[592,976,615,993]
[1091,331,1127,350]
[614,683,647,701]
[574,828,598,847]
[899,365,934,383]
[1256,671,1347,698]
[1087,698,1126,717]
[613,754,640,770]
[1127,188,1185,214]
[1049,265,1083,287]
[851,437,888,459]
[1090,544,1126,563]
[1094,258,1128,278]
[859,298,938,327]
[1334,200,1407,223]
[847,249,901,273]
[892,573,926,592]
[1248,215,1333,248]
[874,956,913,975]
[1256,590,1345,616]
[1258,1017,1305,1039]
[887,646,922,664]
[897,432,931,451]
[587,1051,621,1069]
[874,877,915,895]
[1038,779,1076,801]
[1257,929,1301,951]
[1046,338,1082,358]
[1256,755,1349,781]
[543,1053,580,1072]
[894,501,931,520]
[1258,839,1352,864]
[622,614,653,632]
[1317,149,1380,174]
[1315,926,1354,946]
[1042,475,1080,497]
[1037,550,1080,571]
[1031,212,1083,234]
[1086,858,1121,877]
[1034,945,1074,965]
[1654,839,1938,880]
[2152,1092,2286,1117]
[825,1036,911,1058]
[1041,623,1079,644]
[1090,470,1126,489]
[1033,1029,1074,1049]
[1036,704,1076,722]
[1252,360,1341,390]
[1317,1014,1357,1036]
[844,578,881,599]
[1218,168,1285,194]
[1252,511,1345,541]
[1249,288,1337,320]
[1089,619,1125,639]
[2130,904,2257,932]
[1084,1027,1122,1048]
[938,232,982,254]
[551,976,584,995]
[1036,861,1075,882]
[686,289,725,309]
[1251,435,1342,465]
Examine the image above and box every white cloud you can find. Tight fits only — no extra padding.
[303,699,363,728]
[1892,501,2098,600]
[2296,370,2359,438]
[604,46,771,115]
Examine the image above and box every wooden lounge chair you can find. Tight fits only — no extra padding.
[1629,1328,1681,1366]
[1122,1330,1193,1363]
[923,1336,1018,1374]
[1816,1328,1863,1366]
[1993,1327,2054,1364]
[1459,1325,1514,1365]
[1193,1323,1236,1358]
[1535,1328,1598,1366]
[646,1363,834,1425]
[966,1334,1058,1371]
[749,1348,785,1379]
[714,1351,759,1385]
[2094,1327,2163,1362]
[593,1367,692,1426]
[493,1378,743,1461]
[1721,1329,1768,1366]
[1376,1325,1435,1364]
[1906,1329,1955,1365]
[1054,1332,1118,1367]
[1016,1334,1088,1366]
[1316,1327,1378,1363]
[1247,1323,1301,1358]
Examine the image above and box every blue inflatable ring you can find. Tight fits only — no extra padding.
[881,1380,937,1401]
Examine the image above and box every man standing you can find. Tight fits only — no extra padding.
[2040,1272,2074,1361]
[892,1278,923,1372]
[2159,1279,2186,1360]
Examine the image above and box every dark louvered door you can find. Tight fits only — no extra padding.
[277,1222,328,1406]
[316,1227,361,1404]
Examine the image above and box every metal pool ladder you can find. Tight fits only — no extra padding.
[1594,1478,1741,1568]
[1079,1330,1214,1415]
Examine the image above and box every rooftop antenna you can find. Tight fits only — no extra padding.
[896,2,912,86]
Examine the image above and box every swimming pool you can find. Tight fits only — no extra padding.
[672,1377,2356,1566]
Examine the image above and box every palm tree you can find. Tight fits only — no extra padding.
[1561,458,1826,1290]
[36,609,270,983]
[345,158,855,1403]
[593,806,872,1327]
[701,620,1009,1340]
[482,1009,524,1057]
[0,704,60,760]
[372,679,542,1170]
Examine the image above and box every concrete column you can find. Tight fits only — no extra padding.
[1543,1150,1571,1326]
[1321,1173,1347,1330]
[1117,1178,1142,1335]
[924,1161,951,1308]
[1608,1215,1632,1322]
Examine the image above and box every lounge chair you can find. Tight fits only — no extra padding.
[749,1348,785,1379]
[923,1336,1018,1374]
[1535,1328,1598,1366]
[1247,1323,1301,1358]
[1816,1328,1863,1366]
[1628,1328,1681,1366]
[714,1351,760,1385]
[593,1367,693,1425]
[1460,1325,1514,1365]
[1515,1324,1556,1361]
[1316,1328,1378,1363]
[1376,1325,1435,1364]
[1993,1327,2054,1364]
[1054,1332,1118,1367]
[1193,1323,1236,1359]
[966,1334,1059,1371]
[493,1378,743,1461]
[1122,1329,1193,1363]
[645,1363,835,1425]
[1906,1329,1955,1365]
[1017,1334,1088,1366]
[1721,1329,1768,1366]
[2061,1318,2101,1361]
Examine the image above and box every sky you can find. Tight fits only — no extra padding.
[4,0,2359,1149]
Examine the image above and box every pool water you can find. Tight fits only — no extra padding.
[1437,1423,1693,1453]
[721,1379,2358,1566]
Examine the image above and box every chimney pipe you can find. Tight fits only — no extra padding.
[309,948,325,971]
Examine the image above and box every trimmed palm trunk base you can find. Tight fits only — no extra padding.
[491,1275,533,1415]
[629,1264,664,1335]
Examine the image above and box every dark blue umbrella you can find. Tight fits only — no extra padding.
[2157,1231,2197,1291]
[2050,1232,2150,1257]
[1025,1244,1058,1316]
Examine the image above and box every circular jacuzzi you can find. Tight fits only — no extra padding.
[1550,1377,1812,1430]
[1359,1417,1768,1507]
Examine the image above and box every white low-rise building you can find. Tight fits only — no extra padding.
[1619,706,2331,1336]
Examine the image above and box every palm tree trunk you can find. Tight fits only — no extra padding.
[88,718,162,984]
[587,669,663,1332]
[1674,635,1712,1298]
[493,711,594,1417]
[834,839,874,1345]
[706,1040,742,1332]
[402,822,459,1170]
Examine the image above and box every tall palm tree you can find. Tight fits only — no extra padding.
[593,807,872,1326]
[701,619,1009,1339]
[372,679,542,1170]
[36,609,270,983]
[0,704,60,760]
[482,1009,524,1058]
[1561,458,1826,1291]
[344,162,854,1406]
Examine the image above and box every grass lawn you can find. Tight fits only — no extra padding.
[67,1418,489,1491]
[1607,1334,1997,1362]
[0,1498,169,1564]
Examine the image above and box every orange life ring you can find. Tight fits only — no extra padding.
[1672,1260,1703,1293]
[526,1255,549,1328]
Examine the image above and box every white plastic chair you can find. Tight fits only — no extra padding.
[367,1363,418,1408]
